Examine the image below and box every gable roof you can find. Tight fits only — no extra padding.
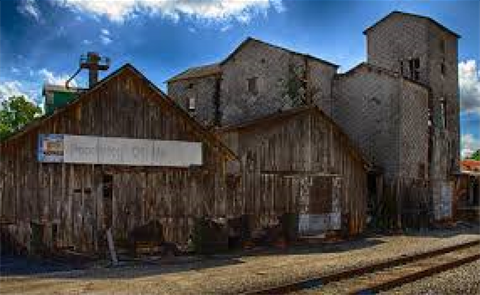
[363,11,460,38]
[167,63,221,83]
[221,37,339,68]
[167,37,338,83]
[216,105,371,167]
[336,62,430,90]
[1,64,237,160]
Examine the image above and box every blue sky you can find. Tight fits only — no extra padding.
[0,0,479,156]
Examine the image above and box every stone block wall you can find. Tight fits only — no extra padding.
[398,79,429,179]
[168,75,220,127]
[168,39,337,127]
[333,65,401,178]
[365,12,460,179]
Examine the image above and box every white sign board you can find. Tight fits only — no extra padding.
[39,134,202,167]
[434,181,452,220]
[298,212,341,235]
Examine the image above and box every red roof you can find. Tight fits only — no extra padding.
[462,160,480,172]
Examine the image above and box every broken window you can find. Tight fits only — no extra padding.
[188,97,196,113]
[408,58,420,81]
[440,98,447,129]
[440,39,446,54]
[247,77,258,95]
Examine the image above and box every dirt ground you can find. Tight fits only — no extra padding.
[1,225,479,295]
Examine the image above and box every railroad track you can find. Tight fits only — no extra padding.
[243,240,480,295]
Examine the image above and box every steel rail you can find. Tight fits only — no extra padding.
[241,239,480,295]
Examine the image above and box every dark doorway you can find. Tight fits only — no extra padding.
[30,222,45,254]
[367,172,383,228]
[102,174,113,229]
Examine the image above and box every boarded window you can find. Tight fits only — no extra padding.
[309,177,333,214]
[408,58,420,80]
[247,77,258,95]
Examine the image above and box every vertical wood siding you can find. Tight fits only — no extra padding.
[0,68,237,252]
[220,109,368,235]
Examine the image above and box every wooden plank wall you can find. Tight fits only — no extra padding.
[222,110,368,235]
[0,69,238,252]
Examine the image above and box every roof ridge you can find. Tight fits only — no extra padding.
[363,11,460,38]
[1,64,238,160]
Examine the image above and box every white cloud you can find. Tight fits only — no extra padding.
[459,60,480,115]
[0,81,31,102]
[52,0,284,23]
[82,39,92,45]
[39,69,77,87]
[461,133,480,159]
[17,0,42,21]
[99,28,113,45]
[100,35,113,45]
[220,24,232,32]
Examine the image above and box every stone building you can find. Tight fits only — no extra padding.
[168,37,338,127]
[333,62,431,226]
[168,11,461,227]
[361,11,460,222]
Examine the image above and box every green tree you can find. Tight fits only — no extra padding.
[0,96,42,140]
[470,150,480,161]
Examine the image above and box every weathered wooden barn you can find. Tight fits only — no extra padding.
[0,64,240,254]
[217,106,369,236]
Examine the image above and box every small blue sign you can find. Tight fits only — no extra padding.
[38,134,65,163]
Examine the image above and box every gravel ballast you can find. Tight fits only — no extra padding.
[1,226,479,295]
[381,260,480,295]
